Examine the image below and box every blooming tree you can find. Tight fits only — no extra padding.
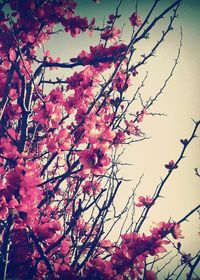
[0,0,199,279]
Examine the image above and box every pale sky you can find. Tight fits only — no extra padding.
[44,0,200,277]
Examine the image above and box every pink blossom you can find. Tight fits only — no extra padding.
[145,270,157,280]
[112,70,130,92]
[101,27,121,42]
[113,130,126,146]
[87,257,114,277]
[45,87,65,104]
[107,14,116,24]
[165,160,178,170]
[9,48,16,61]
[0,196,8,220]
[82,180,101,195]
[62,16,89,37]
[136,196,154,207]
[47,129,71,153]
[150,221,183,240]
[136,108,148,123]
[125,120,141,136]
[171,223,184,239]
[9,88,18,100]
[35,220,61,240]
[129,12,142,27]
[33,101,62,129]
[79,148,111,175]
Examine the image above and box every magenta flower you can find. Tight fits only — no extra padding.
[165,160,178,170]
[136,196,154,207]
[129,12,142,27]
[0,196,8,220]
[79,148,111,175]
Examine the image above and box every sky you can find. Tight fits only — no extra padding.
[40,0,200,277]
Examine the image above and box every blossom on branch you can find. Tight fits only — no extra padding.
[129,12,142,27]
[79,148,111,176]
[136,196,154,207]
[0,0,198,279]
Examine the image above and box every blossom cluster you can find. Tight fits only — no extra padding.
[85,222,183,280]
[0,1,185,279]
